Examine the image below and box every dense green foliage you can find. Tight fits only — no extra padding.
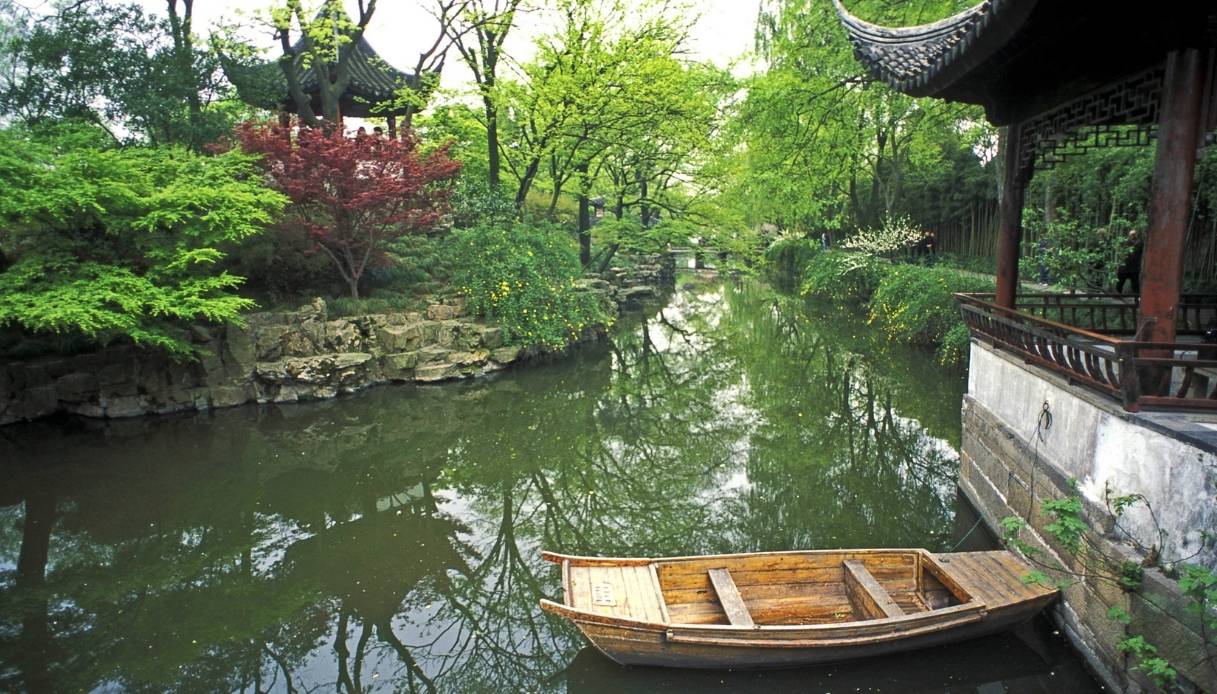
[868,265,993,346]
[0,124,285,354]
[1019,213,1139,291]
[800,251,888,303]
[1,0,246,149]
[762,237,821,289]
[10,0,1216,357]
[773,247,990,365]
[449,223,610,349]
[728,0,993,237]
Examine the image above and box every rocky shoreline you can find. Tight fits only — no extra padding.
[0,254,674,426]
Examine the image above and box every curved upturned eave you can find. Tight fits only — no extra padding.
[833,0,1040,99]
[222,35,428,117]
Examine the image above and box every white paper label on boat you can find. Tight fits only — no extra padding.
[592,582,616,606]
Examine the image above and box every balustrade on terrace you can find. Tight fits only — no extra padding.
[956,293,1217,412]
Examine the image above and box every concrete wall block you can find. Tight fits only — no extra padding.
[966,344,1217,692]
[969,343,1217,569]
[1128,589,1217,692]
[962,429,1011,499]
[1137,568,1210,634]
[1062,581,1131,668]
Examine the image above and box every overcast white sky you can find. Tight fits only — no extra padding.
[139,0,760,94]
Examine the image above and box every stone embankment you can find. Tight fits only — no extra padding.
[0,254,674,425]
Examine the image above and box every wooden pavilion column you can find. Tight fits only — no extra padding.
[995,123,1027,309]
[387,114,398,140]
[1139,48,1206,347]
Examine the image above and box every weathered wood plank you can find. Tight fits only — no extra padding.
[843,560,906,620]
[664,606,986,649]
[648,563,672,624]
[665,601,985,642]
[658,551,915,578]
[623,565,660,623]
[667,594,855,620]
[708,568,755,627]
[570,566,593,611]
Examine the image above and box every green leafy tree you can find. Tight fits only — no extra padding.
[446,0,525,188]
[727,0,988,236]
[0,124,286,355]
[497,0,728,263]
[0,0,245,149]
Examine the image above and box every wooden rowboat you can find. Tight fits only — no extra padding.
[539,548,1057,669]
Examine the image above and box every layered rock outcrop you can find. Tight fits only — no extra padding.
[0,253,675,425]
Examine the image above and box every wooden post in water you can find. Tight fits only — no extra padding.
[996,123,1026,309]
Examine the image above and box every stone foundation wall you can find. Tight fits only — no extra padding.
[0,253,675,426]
[962,340,1217,693]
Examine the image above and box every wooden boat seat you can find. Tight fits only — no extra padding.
[843,559,905,619]
[708,568,755,627]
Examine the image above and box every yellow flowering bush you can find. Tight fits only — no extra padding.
[449,222,608,349]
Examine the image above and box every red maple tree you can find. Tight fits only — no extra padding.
[237,123,462,299]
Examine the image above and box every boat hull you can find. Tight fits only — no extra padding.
[565,595,1053,668]
[540,548,1058,669]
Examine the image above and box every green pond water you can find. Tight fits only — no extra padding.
[0,277,1101,693]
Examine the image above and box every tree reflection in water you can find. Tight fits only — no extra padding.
[0,279,1084,693]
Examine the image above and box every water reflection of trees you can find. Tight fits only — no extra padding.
[0,279,967,692]
[712,284,962,552]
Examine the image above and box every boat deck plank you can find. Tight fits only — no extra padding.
[933,551,1054,608]
[570,564,666,622]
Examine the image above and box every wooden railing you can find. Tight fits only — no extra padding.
[957,294,1217,412]
[974,293,1217,335]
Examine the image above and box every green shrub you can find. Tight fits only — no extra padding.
[763,237,820,288]
[327,292,428,319]
[935,253,995,274]
[867,265,993,359]
[450,177,517,229]
[800,250,889,303]
[0,122,285,356]
[449,222,610,349]
[1022,211,1137,292]
[938,322,973,365]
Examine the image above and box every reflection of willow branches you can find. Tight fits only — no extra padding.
[334,610,355,694]
[714,282,962,550]
[262,645,298,694]
[655,309,698,350]
[411,493,569,691]
[375,618,437,694]
[353,621,374,692]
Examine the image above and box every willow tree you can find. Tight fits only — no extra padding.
[497,0,724,264]
[728,0,990,235]
[446,0,525,187]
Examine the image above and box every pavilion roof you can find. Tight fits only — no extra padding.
[224,14,425,119]
[833,0,1216,125]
